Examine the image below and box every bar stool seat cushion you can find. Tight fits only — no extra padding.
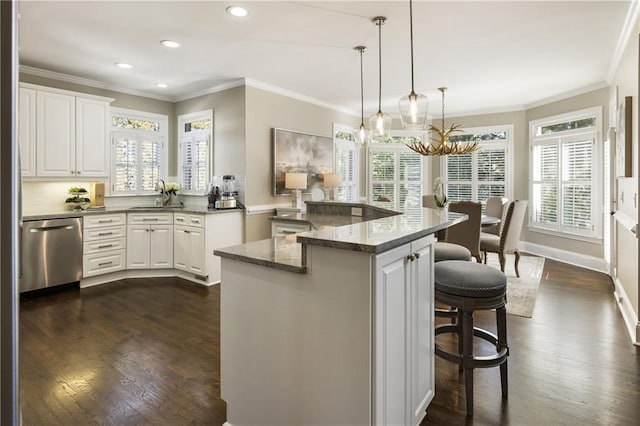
[435,260,507,298]
[434,242,472,262]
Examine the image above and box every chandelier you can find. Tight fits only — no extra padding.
[406,87,478,156]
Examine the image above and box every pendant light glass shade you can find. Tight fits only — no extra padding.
[399,0,428,130]
[369,16,391,142]
[354,46,369,145]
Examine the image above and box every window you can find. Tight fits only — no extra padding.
[333,123,359,202]
[110,108,168,195]
[178,110,213,194]
[529,107,601,240]
[368,132,424,212]
[441,125,512,211]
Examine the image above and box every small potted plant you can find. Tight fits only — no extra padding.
[65,186,91,210]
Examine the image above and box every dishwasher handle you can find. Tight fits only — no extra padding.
[29,225,74,233]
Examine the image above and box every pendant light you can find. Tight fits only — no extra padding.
[354,46,369,145]
[399,0,428,130]
[369,16,391,142]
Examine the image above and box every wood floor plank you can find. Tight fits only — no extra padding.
[19,259,639,425]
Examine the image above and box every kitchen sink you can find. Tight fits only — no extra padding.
[128,205,185,210]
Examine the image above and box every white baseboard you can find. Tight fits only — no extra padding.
[519,241,608,273]
[613,277,640,346]
[80,269,218,288]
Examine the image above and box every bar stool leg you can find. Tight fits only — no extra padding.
[462,309,474,416]
[497,306,508,398]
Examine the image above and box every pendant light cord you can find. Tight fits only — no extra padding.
[440,87,446,130]
[409,0,415,93]
[377,18,382,113]
[360,48,365,124]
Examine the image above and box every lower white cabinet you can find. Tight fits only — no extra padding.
[127,213,174,269]
[373,235,434,426]
[173,211,243,284]
[82,213,127,278]
[271,220,311,237]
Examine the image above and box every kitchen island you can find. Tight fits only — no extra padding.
[215,203,465,426]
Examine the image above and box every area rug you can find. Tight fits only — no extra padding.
[485,254,545,318]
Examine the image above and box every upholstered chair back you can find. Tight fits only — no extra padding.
[446,201,482,261]
[485,197,509,235]
[500,200,528,253]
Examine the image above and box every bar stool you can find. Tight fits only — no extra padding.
[434,242,471,262]
[434,260,509,416]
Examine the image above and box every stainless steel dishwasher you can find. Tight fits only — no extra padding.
[20,217,83,293]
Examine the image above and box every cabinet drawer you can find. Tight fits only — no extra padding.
[128,213,173,224]
[174,213,204,228]
[83,237,126,255]
[271,221,311,237]
[84,213,126,229]
[84,225,126,241]
[83,249,125,277]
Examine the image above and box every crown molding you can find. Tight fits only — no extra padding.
[607,0,640,83]
[173,79,246,102]
[524,81,609,111]
[244,78,359,117]
[19,65,174,102]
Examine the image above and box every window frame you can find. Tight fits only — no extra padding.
[332,123,359,202]
[367,130,426,212]
[439,124,514,208]
[109,107,168,196]
[528,106,602,242]
[177,109,213,195]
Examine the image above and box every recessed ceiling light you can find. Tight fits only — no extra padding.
[156,83,169,88]
[226,5,248,17]
[160,40,180,48]
[115,62,132,69]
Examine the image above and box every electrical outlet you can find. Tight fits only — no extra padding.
[351,207,363,217]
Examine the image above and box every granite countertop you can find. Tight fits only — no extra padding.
[269,212,364,229]
[216,208,467,273]
[23,205,243,221]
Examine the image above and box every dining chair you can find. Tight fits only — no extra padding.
[444,201,482,262]
[480,200,528,277]
[484,197,508,235]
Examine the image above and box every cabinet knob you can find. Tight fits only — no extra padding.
[407,254,416,261]
[414,252,421,259]
[77,171,81,175]
[70,171,74,175]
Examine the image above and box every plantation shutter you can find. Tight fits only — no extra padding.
[532,143,558,226]
[112,133,138,193]
[370,149,396,209]
[561,136,593,232]
[181,135,193,191]
[446,153,473,201]
[194,133,209,192]
[399,152,422,210]
[140,137,161,192]
[335,139,358,202]
[477,148,506,207]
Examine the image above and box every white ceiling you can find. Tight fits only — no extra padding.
[18,1,632,118]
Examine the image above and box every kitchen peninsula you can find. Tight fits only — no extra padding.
[215,202,466,426]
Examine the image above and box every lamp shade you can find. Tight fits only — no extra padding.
[285,172,307,190]
[323,173,342,188]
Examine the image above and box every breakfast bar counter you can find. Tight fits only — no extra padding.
[215,203,465,426]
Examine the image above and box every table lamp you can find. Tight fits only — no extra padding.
[285,172,307,210]
[323,173,342,201]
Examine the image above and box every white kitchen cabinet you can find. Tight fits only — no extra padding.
[83,213,127,278]
[373,235,434,426]
[36,90,76,177]
[18,87,36,177]
[127,213,173,269]
[174,211,243,285]
[23,83,113,178]
[270,220,311,237]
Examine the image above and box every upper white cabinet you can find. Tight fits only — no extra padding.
[18,88,37,177]
[20,83,113,178]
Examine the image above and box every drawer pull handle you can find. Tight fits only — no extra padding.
[98,261,113,267]
[97,244,113,249]
[98,219,113,223]
[281,230,297,235]
[142,218,159,221]
[176,218,184,222]
[184,230,190,234]
[98,232,113,236]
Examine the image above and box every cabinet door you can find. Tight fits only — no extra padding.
[188,227,205,274]
[126,225,150,269]
[373,243,411,426]
[18,87,36,177]
[150,225,173,268]
[173,226,189,271]
[408,236,435,425]
[36,90,76,177]
[76,97,109,177]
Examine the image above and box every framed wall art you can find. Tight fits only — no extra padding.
[616,96,632,178]
[272,128,334,196]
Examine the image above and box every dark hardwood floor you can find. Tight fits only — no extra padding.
[19,259,639,425]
